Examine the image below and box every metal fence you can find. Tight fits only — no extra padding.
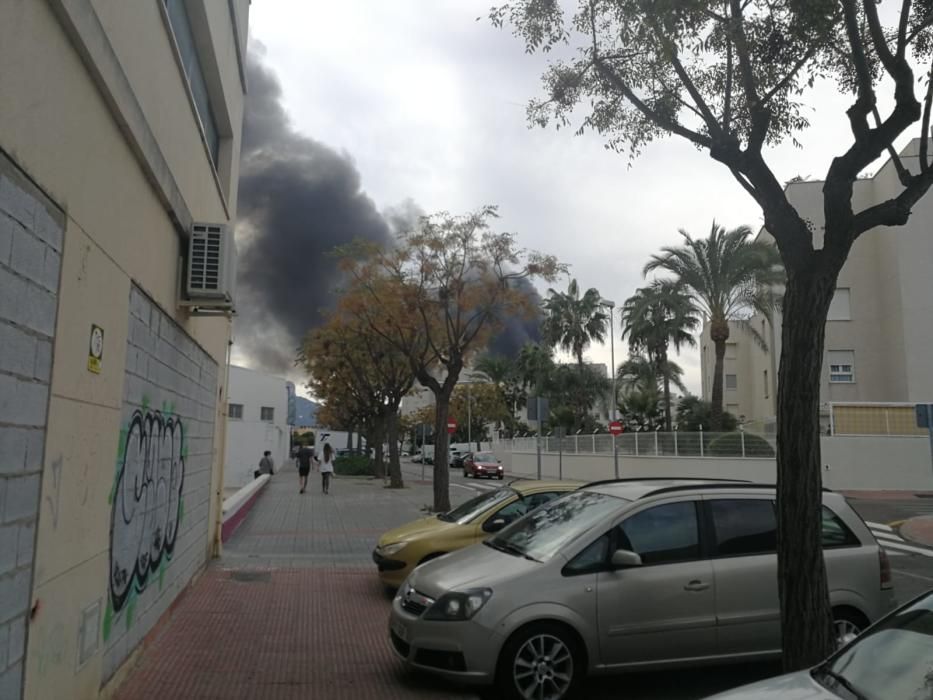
[498,430,776,459]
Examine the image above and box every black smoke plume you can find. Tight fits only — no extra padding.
[234,48,541,376]
[234,48,393,374]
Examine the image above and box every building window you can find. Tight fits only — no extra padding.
[163,0,220,167]
[827,288,851,321]
[763,370,769,399]
[228,403,243,420]
[725,374,738,390]
[828,350,855,383]
[261,407,275,422]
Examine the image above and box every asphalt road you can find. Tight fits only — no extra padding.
[393,461,933,699]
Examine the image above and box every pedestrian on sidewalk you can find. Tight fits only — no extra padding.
[320,443,335,494]
[297,443,314,494]
[254,450,274,479]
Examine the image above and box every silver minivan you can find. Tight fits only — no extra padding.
[388,479,895,700]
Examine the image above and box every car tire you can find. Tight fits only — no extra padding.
[498,474,504,480]
[463,470,469,478]
[832,607,869,648]
[496,622,584,700]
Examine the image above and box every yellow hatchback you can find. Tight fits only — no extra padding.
[372,479,580,588]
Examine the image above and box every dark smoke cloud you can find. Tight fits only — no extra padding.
[234,47,541,375]
[234,47,393,374]
[487,277,542,359]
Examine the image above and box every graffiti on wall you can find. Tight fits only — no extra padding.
[108,407,185,616]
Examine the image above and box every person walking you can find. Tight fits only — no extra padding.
[297,443,314,494]
[320,443,335,495]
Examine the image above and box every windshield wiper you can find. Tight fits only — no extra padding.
[485,540,539,562]
[814,668,868,700]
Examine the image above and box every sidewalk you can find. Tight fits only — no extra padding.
[113,471,479,700]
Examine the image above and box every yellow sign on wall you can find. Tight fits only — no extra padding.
[88,324,104,374]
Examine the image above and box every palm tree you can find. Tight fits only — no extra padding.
[617,353,687,420]
[474,354,525,435]
[541,278,608,371]
[645,221,783,430]
[621,280,699,430]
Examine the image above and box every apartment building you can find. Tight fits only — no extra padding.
[700,139,933,432]
[224,366,291,489]
[0,2,248,698]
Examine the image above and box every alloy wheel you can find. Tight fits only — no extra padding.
[512,633,574,700]
[834,618,862,647]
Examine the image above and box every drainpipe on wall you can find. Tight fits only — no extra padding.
[212,322,234,558]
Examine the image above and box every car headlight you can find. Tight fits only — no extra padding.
[423,588,492,621]
[379,542,407,557]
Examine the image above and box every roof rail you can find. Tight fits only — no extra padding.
[643,482,835,498]
[584,477,751,489]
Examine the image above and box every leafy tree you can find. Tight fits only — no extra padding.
[300,299,415,488]
[644,223,782,431]
[474,354,527,435]
[621,281,699,430]
[676,395,739,433]
[342,207,562,511]
[449,383,509,448]
[542,278,608,371]
[492,0,933,665]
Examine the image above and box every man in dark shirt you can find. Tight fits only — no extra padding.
[297,444,315,494]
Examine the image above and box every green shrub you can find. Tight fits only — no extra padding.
[334,455,372,476]
[707,432,775,457]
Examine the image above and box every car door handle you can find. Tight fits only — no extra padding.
[683,580,710,592]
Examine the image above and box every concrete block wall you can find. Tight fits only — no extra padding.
[0,156,63,700]
[101,285,218,682]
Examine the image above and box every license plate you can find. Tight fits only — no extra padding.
[391,619,408,642]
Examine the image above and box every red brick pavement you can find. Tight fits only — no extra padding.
[114,565,478,700]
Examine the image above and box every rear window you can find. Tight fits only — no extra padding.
[822,506,860,548]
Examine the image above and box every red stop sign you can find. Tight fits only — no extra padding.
[609,421,624,436]
[446,418,457,434]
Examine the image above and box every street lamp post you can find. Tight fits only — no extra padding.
[601,299,617,478]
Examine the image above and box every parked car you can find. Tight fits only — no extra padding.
[450,448,467,469]
[388,479,895,700]
[411,451,424,463]
[462,452,503,479]
[706,588,933,699]
[372,480,580,588]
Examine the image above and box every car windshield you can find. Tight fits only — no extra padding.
[438,488,516,524]
[488,490,625,562]
[473,453,496,462]
[814,592,933,700]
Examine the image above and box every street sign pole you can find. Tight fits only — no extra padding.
[421,423,425,481]
[915,404,933,481]
[928,404,933,481]
[536,396,542,480]
[613,435,619,479]
[558,426,563,481]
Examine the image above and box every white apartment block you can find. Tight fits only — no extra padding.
[701,139,933,432]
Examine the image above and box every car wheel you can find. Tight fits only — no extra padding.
[496,622,583,700]
[833,608,869,648]
[463,470,469,478]
[498,474,504,480]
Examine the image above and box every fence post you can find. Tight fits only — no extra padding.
[575,434,579,454]
[699,425,704,457]
[674,428,678,457]
[740,426,746,457]
[654,429,659,456]
[634,430,639,456]
[592,434,596,453]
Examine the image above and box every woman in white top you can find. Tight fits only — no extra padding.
[320,443,335,495]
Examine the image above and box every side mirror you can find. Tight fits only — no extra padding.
[485,518,508,533]
[610,549,642,568]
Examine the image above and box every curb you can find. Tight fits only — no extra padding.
[899,515,933,548]
[221,475,270,542]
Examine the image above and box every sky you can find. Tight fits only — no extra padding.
[240,1,908,397]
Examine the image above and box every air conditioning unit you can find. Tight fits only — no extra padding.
[184,222,236,307]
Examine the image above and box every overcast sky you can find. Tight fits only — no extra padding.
[244,1,907,396]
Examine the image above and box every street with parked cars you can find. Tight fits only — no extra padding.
[376,457,933,699]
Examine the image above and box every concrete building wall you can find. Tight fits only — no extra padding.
[225,367,289,489]
[0,1,248,698]
[0,155,64,700]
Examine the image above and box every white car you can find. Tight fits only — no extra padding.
[706,589,933,699]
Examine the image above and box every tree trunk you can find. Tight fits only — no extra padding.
[386,409,404,489]
[356,431,362,451]
[709,319,730,431]
[372,419,385,479]
[777,266,838,671]
[346,428,353,449]
[432,391,453,512]
[660,349,672,431]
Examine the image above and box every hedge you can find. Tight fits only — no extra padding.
[707,432,775,457]
[334,455,372,476]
